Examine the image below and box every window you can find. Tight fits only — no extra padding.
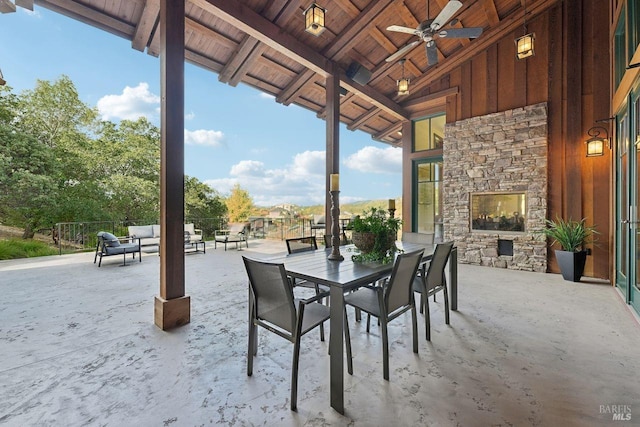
[413,160,442,234]
[615,5,627,89]
[413,113,446,152]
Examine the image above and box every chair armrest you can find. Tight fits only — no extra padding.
[300,290,331,305]
[120,236,140,245]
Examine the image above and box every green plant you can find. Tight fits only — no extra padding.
[350,208,401,263]
[0,238,59,260]
[541,216,598,252]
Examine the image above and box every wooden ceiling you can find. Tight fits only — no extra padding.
[7,0,545,145]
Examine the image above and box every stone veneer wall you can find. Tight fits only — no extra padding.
[443,103,548,272]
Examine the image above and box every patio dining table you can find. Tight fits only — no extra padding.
[262,241,458,414]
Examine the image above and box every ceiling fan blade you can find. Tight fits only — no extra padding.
[430,0,462,31]
[385,40,421,63]
[386,25,420,35]
[439,27,483,39]
[426,42,439,66]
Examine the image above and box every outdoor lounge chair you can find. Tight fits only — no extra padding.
[214,223,248,250]
[94,231,141,267]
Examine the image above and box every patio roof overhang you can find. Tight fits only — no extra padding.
[8,0,559,146]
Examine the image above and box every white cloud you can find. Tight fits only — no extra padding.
[259,92,275,100]
[184,129,224,147]
[344,146,402,174]
[185,111,195,120]
[97,82,160,121]
[204,151,326,206]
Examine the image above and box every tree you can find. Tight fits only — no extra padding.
[225,184,254,222]
[0,124,57,238]
[15,75,97,149]
[185,176,227,219]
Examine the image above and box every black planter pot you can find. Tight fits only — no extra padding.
[555,250,588,282]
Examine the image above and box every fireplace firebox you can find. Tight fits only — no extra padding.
[470,192,526,232]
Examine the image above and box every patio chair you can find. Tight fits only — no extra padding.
[94,231,141,267]
[412,241,454,341]
[243,256,332,411]
[343,249,424,380]
[285,236,329,338]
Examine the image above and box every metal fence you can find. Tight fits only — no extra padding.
[54,217,321,254]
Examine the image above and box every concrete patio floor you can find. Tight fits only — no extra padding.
[1,239,639,426]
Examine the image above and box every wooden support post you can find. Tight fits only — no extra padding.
[155,0,189,330]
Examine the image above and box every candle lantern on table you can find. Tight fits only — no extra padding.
[328,173,344,261]
[388,198,396,218]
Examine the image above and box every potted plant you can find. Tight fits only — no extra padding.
[541,216,598,282]
[350,208,401,263]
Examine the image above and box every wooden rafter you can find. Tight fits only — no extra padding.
[218,0,297,85]
[132,0,159,52]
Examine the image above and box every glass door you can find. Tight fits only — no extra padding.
[617,88,640,313]
[615,108,630,299]
[630,92,640,312]
[413,159,443,238]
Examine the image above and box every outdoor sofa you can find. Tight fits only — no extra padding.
[128,224,203,249]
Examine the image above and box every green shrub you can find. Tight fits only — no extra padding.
[541,217,598,252]
[0,239,59,260]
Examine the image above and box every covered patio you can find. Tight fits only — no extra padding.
[1,240,638,425]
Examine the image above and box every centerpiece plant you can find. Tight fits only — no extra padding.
[350,208,401,263]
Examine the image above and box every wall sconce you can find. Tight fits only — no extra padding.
[515,0,535,59]
[397,59,410,96]
[303,3,326,36]
[585,126,610,157]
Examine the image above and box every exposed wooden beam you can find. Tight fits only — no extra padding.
[277,69,316,105]
[16,0,33,11]
[371,26,398,54]
[0,0,16,13]
[36,0,135,38]
[184,16,236,50]
[481,0,500,26]
[276,0,395,108]
[132,0,159,52]
[348,107,379,131]
[395,0,420,28]
[339,70,408,120]
[218,35,261,83]
[218,1,297,86]
[374,121,404,143]
[333,0,360,17]
[228,44,268,86]
[191,0,331,76]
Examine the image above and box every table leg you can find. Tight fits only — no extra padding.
[450,247,458,311]
[329,285,344,414]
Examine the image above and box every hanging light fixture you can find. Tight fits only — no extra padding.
[303,3,326,36]
[397,59,410,96]
[584,126,610,157]
[515,0,535,59]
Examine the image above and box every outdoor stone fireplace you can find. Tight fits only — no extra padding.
[442,103,548,272]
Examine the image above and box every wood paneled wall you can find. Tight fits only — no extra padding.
[406,0,612,279]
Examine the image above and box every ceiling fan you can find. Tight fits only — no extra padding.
[385,0,483,66]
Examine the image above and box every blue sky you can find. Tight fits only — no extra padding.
[0,6,402,207]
